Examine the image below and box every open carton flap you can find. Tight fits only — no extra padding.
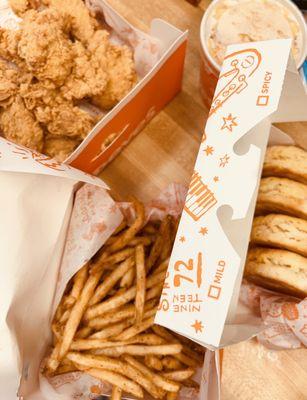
[155,39,307,349]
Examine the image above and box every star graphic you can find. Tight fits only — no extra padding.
[213,176,219,182]
[204,145,214,156]
[219,154,230,167]
[221,113,238,132]
[199,227,208,236]
[191,320,204,334]
[179,236,186,243]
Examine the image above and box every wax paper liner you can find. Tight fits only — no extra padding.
[240,281,307,349]
[39,183,214,400]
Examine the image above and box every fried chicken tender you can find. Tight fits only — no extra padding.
[0,28,22,63]
[92,40,137,109]
[43,135,81,161]
[61,38,108,101]
[0,60,20,107]
[43,0,98,43]
[18,9,74,86]
[0,96,43,151]
[9,0,40,17]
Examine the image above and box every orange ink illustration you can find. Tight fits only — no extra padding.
[281,303,299,321]
[184,171,217,221]
[219,154,230,167]
[204,145,214,156]
[199,226,208,236]
[13,145,65,171]
[221,114,237,132]
[191,320,204,333]
[173,252,202,289]
[213,176,219,182]
[179,236,186,243]
[209,48,262,116]
[109,204,118,214]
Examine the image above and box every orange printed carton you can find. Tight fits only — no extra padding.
[0,0,187,174]
[155,39,307,349]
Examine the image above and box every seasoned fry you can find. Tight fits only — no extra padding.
[162,356,183,371]
[56,268,104,369]
[111,386,122,400]
[89,257,134,305]
[113,316,155,341]
[124,355,180,393]
[145,355,163,371]
[87,368,143,398]
[45,204,202,398]
[162,369,195,381]
[119,267,135,288]
[135,244,146,322]
[89,319,133,340]
[67,352,164,399]
[107,198,145,253]
[182,379,200,389]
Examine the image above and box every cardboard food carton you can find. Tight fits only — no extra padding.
[155,39,307,349]
[0,140,220,400]
[0,0,187,174]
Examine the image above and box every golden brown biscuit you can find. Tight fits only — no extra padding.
[256,177,307,219]
[263,145,307,184]
[244,247,307,298]
[251,214,307,257]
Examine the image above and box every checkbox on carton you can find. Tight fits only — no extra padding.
[208,285,221,300]
[256,95,269,106]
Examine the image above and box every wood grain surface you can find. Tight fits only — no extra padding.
[100,1,307,399]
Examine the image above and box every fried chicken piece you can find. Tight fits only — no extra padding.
[43,135,81,161]
[0,60,20,107]
[0,96,43,151]
[60,38,108,101]
[43,0,98,43]
[18,9,73,87]
[9,0,40,17]
[92,41,137,110]
[0,28,22,64]
[36,102,96,139]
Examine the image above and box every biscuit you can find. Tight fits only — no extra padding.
[256,177,307,219]
[251,214,307,257]
[244,247,307,298]
[263,145,307,185]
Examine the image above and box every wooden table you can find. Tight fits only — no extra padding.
[100,1,307,399]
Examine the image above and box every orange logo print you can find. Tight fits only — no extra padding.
[209,48,262,116]
[191,319,204,333]
[281,303,299,321]
[221,114,237,132]
[13,145,65,171]
[173,252,202,288]
[184,171,217,221]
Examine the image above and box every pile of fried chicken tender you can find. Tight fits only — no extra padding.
[0,0,137,160]
[45,199,205,400]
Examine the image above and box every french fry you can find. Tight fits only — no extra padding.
[87,368,143,398]
[103,248,135,268]
[166,392,178,400]
[182,379,200,389]
[162,357,183,371]
[113,316,155,341]
[124,355,180,393]
[85,270,165,320]
[59,308,70,325]
[75,326,92,339]
[173,352,198,368]
[145,355,163,371]
[107,198,145,253]
[87,300,157,330]
[67,264,88,307]
[119,267,135,288]
[111,386,122,400]
[146,282,164,301]
[89,319,133,340]
[89,257,134,306]
[152,258,169,276]
[146,231,164,273]
[67,352,165,399]
[95,344,182,357]
[55,364,78,375]
[159,215,173,262]
[56,267,104,369]
[135,245,146,322]
[162,369,195,381]
[45,342,61,374]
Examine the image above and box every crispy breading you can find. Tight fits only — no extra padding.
[0,96,43,151]
[43,135,81,161]
[18,9,74,86]
[92,40,137,109]
[43,0,98,43]
[9,0,39,17]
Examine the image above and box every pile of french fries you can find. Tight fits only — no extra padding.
[44,198,205,400]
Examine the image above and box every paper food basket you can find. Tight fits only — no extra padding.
[155,39,307,350]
